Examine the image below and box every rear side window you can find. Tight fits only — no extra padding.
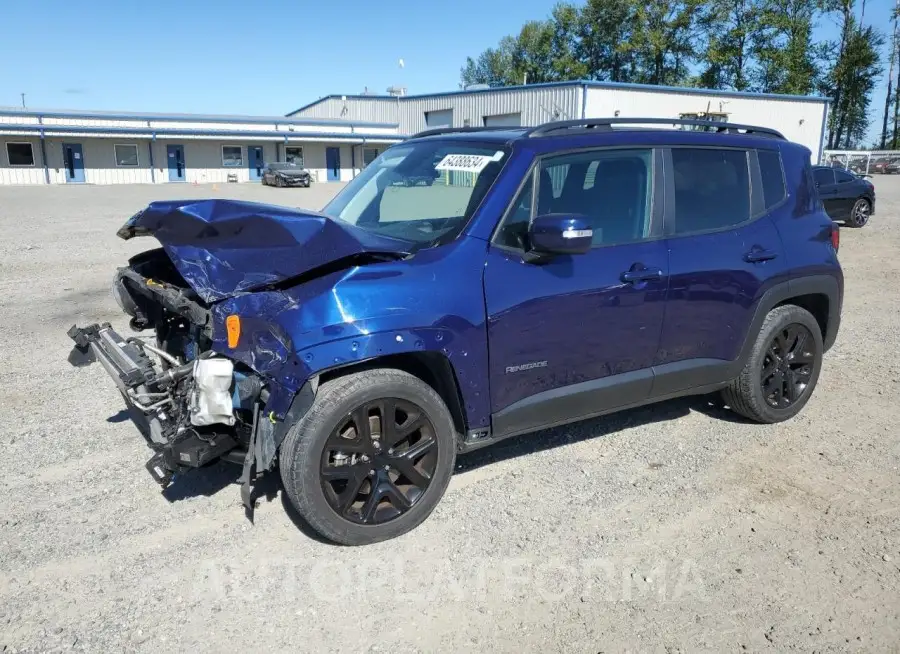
[758,150,786,210]
[835,169,855,183]
[671,148,750,234]
[814,168,834,186]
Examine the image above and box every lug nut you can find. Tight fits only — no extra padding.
[387,448,393,455]
[383,465,390,471]
[369,469,375,476]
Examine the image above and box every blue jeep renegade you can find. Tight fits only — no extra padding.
[68,118,843,545]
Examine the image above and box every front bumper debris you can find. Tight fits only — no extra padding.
[67,323,241,487]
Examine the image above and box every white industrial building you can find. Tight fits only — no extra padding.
[1,80,828,186]
[291,80,829,162]
[0,108,402,185]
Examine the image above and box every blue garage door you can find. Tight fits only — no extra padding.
[326,147,341,181]
[63,143,85,183]
[248,146,264,181]
[167,145,186,182]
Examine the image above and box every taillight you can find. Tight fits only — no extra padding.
[831,222,840,253]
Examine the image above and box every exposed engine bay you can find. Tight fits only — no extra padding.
[68,248,265,490]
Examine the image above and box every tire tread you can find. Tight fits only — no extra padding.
[279,368,456,545]
[722,304,823,423]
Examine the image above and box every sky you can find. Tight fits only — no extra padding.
[1,0,896,139]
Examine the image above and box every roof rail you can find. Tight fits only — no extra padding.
[525,117,785,140]
[409,126,512,139]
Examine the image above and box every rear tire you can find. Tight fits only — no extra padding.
[722,305,824,423]
[847,198,870,227]
[279,369,457,545]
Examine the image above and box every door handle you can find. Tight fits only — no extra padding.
[620,267,662,283]
[744,248,778,263]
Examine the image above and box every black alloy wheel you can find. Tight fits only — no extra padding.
[849,198,870,227]
[320,399,438,525]
[760,324,817,409]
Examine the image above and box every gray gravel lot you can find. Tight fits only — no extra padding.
[0,178,898,652]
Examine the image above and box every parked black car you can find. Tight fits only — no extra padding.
[262,162,312,187]
[813,165,875,227]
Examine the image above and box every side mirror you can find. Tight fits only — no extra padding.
[528,214,593,256]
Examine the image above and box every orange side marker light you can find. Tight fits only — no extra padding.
[226,315,241,349]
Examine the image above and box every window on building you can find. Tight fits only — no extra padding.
[285,146,304,166]
[537,149,653,246]
[114,144,139,167]
[483,112,522,127]
[363,148,379,167]
[671,148,750,234]
[7,142,35,166]
[222,146,243,167]
[424,109,453,129]
[758,150,786,210]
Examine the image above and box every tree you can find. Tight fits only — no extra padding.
[577,0,638,81]
[698,0,758,90]
[549,3,589,80]
[629,0,706,85]
[457,0,886,149]
[460,39,516,88]
[826,25,884,148]
[750,0,818,95]
[459,6,585,88]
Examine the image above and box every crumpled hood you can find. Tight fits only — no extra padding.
[117,199,410,303]
[274,168,310,177]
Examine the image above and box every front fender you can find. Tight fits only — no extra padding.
[207,238,492,429]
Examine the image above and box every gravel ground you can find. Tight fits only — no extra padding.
[0,179,898,653]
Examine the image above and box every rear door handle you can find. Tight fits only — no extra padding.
[621,267,663,283]
[744,248,778,263]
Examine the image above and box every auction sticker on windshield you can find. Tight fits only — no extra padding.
[435,151,504,174]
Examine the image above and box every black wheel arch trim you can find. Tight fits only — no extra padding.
[272,352,470,454]
[738,274,841,357]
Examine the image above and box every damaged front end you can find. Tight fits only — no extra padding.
[68,199,409,505]
[67,252,270,502]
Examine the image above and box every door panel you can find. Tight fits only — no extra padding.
[485,242,668,428]
[166,145,185,182]
[813,167,842,219]
[326,147,340,181]
[656,216,786,366]
[248,146,264,181]
[833,169,860,217]
[63,143,85,183]
[484,146,666,436]
[655,147,788,384]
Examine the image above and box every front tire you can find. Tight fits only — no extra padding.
[847,198,871,227]
[279,369,457,545]
[722,305,824,423]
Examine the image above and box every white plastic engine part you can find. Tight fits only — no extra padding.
[190,358,236,427]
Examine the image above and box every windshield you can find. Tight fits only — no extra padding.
[270,162,301,170]
[321,140,510,250]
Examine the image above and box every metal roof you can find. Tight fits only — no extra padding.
[290,80,828,116]
[0,123,406,141]
[0,106,398,129]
